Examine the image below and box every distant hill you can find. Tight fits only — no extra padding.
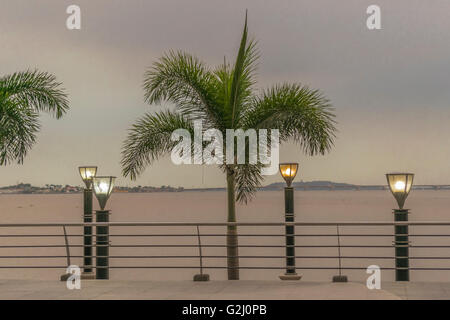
[265,180,354,188]
[185,181,363,192]
[262,181,358,190]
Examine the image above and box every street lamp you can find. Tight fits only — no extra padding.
[92,176,115,280]
[79,166,97,189]
[78,166,97,279]
[278,163,301,280]
[386,172,414,281]
[279,163,298,187]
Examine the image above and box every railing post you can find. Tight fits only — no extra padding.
[332,224,348,282]
[394,209,410,281]
[96,210,111,280]
[193,225,209,281]
[279,186,301,280]
[59,226,72,281]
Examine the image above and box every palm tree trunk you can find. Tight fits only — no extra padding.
[226,166,239,280]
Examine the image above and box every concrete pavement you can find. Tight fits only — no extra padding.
[0,279,404,300]
[2,279,450,299]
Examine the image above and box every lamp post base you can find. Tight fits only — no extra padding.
[332,275,348,282]
[193,274,210,281]
[279,273,302,280]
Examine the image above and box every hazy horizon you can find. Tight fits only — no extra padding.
[2,0,450,188]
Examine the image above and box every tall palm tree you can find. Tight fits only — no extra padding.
[121,13,337,280]
[0,70,69,165]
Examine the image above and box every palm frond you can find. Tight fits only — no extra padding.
[244,83,337,155]
[0,100,40,165]
[143,51,223,129]
[228,11,259,127]
[234,163,264,204]
[0,70,69,119]
[0,70,68,165]
[121,110,194,180]
[212,62,232,127]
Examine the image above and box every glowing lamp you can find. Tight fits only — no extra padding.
[92,176,115,210]
[279,163,299,187]
[386,173,414,209]
[79,166,98,189]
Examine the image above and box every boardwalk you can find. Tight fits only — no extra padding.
[1,279,448,300]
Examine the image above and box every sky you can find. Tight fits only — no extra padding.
[1,0,450,188]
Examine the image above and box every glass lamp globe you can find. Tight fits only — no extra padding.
[279,163,299,187]
[386,173,414,209]
[92,176,116,210]
[79,166,98,189]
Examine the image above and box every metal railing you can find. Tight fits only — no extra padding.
[1,221,450,276]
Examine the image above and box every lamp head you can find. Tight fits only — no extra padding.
[92,176,116,210]
[79,166,97,189]
[386,173,414,209]
[279,163,299,187]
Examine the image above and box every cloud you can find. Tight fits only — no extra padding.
[1,0,450,186]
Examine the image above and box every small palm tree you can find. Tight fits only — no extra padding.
[0,70,69,165]
[122,13,336,280]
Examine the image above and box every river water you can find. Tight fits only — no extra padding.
[0,190,449,282]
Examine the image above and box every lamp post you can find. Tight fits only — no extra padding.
[278,163,301,280]
[386,172,414,281]
[92,176,115,280]
[78,166,97,280]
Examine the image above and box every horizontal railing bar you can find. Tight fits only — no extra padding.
[0,266,397,270]
[4,255,449,259]
[110,234,445,237]
[0,256,78,258]
[410,257,450,259]
[0,255,396,259]
[1,233,450,238]
[411,246,450,248]
[109,234,396,237]
[2,266,450,270]
[0,245,109,248]
[0,235,83,237]
[0,244,395,248]
[2,221,450,227]
[109,244,387,249]
[0,234,393,237]
[105,255,393,259]
[107,266,398,270]
[0,244,444,249]
[1,233,449,238]
[105,255,392,259]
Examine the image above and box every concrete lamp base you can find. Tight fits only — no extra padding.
[279,273,302,281]
[81,272,96,280]
[194,274,209,281]
[332,275,348,283]
[193,274,210,281]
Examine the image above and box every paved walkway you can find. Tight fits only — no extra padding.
[0,279,405,300]
[2,279,450,299]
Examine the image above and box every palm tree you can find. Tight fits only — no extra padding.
[0,70,69,165]
[121,13,336,280]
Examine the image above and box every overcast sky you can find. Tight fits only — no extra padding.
[1,0,450,188]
